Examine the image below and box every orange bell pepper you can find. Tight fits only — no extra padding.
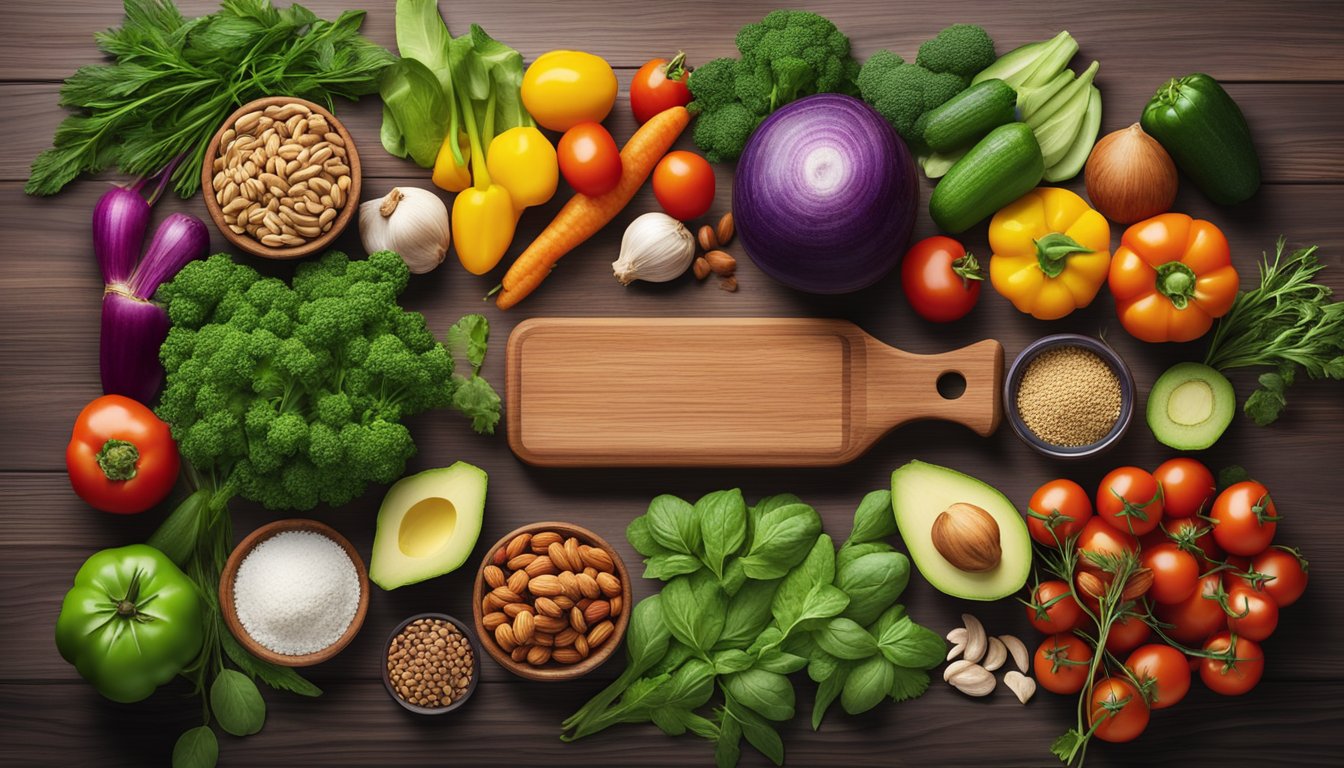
[1108,213,1239,342]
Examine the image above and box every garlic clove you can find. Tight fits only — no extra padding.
[612,212,696,285]
[999,634,1030,674]
[1004,670,1037,704]
[960,613,987,664]
[983,637,1007,672]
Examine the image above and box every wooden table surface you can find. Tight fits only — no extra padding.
[2,1,1341,765]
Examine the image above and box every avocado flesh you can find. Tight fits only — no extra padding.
[370,462,488,590]
[891,461,1031,601]
[1147,363,1235,450]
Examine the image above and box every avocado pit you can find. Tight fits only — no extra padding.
[931,502,1002,572]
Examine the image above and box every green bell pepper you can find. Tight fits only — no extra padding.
[55,544,204,703]
[1141,73,1260,206]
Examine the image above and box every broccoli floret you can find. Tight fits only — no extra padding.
[688,57,738,112]
[691,102,761,163]
[916,24,996,79]
[857,50,973,141]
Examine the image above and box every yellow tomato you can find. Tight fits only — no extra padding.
[486,127,558,209]
[521,50,618,132]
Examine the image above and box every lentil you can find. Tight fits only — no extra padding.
[1016,346,1122,446]
[387,618,474,709]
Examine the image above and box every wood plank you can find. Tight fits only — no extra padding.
[2,0,1342,82]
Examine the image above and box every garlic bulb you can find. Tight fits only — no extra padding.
[612,212,696,285]
[359,187,451,274]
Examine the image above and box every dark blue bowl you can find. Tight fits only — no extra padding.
[1003,334,1135,460]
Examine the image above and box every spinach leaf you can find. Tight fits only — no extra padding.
[811,663,849,730]
[662,573,726,654]
[836,551,910,626]
[209,670,265,737]
[877,615,947,670]
[627,515,671,558]
[171,726,218,768]
[753,647,808,675]
[686,712,721,740]
[221,630,320,697]
[379,57,450,166]
[771,534,835,627]
[845,489,897,546]
[724,692,786,766]
[394,0,453,93]
[865,603,908,638]
[721,668,795,722]
[740,502,822,579]
[643,553,703,580]
[778,583,849,637]
[815,618,878,660]
[721,558,748,595]
[714,710,742,768]
[713,649,755,675]
[836,540,894,571]
[663,658,717,710]
[840,655,894,715]
[650,641,696,676]
[651,707,693,737]
[563,594,670,732]
[563,673,672,741]
[717,577,780,649]
[647,494,702,555]
[807,650,839,683]
[889,666,931,701]
[698,489,747,578]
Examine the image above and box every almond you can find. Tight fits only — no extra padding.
[507,552,538,571]
[534,597,563,618]
[558,571,582,600]
[506,570,529,595]
[609,596,623,616]
[693,257,711,281]
[587,620,615,649]
[577,573,602,600]
[505,532,532,559]
[596,572,622,598]
[490,586,523,604]
[704,250,736,276]
[1122,568,1154,601]
[931,503,1001,572]
[483,565,506,590]
[494,623,517,652]
[503,602,531,619]
[1076,570,1108,600]
[533,632,555,647]
[548,542,573,572]
[482,594,501,614]
[581,546,615,573]
[513,611,535,645]
[534,615,568,634]
[527,646,552,666]
[565,538,583,573]
[482,611,508,631]
[577,597,592,611]
[584,600,611,625]
[554,627,580,647]
[527,574,563,597]
[492,547,508,566]
[583,566,598,579]
[719,275,738,292]
[524,555,557,578]
[697,224,718,252]
[511,645,529,663]
[575,634,590,658]
[570,606,588,633]
[552,647,583,664]
[554,595,575,611]
[531,531,562,554]
[716,212,734,246]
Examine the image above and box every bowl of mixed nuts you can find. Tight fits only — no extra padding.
[472,521,632,681]
[201,96,360,259]
[382,613,479,715]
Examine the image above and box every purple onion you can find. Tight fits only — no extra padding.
[94,185,151,285]
[128,213,210,297]
[733,94,918,294]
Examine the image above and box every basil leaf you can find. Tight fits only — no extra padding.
[651,707,691,736]
[771,535,835,628]
[626,515,671,558]
[840,655,894,715]
[781,629,820,660]
[661,573,726,653]
[811,664,849,730]
[782,583,849,636]
[836,551,910,626]
[221,630,320,697]
[209,669,265,736]
[889,666,931,701]
[714,710,742,768]
[815,618,878,660]
[878,615,947,670]
[643,553,703,580]
[807,649,839,683]
[717,577,780,649]
[650,641,696,676]
[740,502,822,579]
[394,0,453,93]
[172,726,218,768]
[721,558,748,595]
[713,649,755,675]
[664,658,717,709]
[647,494,701,555]
[698,489,747,578]
[754,647,807,675]
[836,540,894,571]
[725,693,786,766]
[865,603,908,639]
[721,668,794,722]
[685,711,720,740]
[845,489,897,546]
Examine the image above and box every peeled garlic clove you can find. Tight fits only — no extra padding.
[943,659,978,683]
[946,627,967,644]
[1004,671,1037,704]
[947,663,996,697]
[359,187,451,274]
[961,613,987,664]
[1000,634,1030,674]
[612,212,695,284]
[983,637,1007,672]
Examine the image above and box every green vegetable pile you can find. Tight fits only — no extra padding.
[562,489,944,766]
[856,24,997,140]
[27,0,393,198]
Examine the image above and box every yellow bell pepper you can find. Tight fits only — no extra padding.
[432,132,471,193]
[487,126,558,211]
[988,187,1112,320]
[452,88,518,275]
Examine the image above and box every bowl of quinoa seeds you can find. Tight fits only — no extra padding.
[1005,334,1135,459]
[384,614,479,714]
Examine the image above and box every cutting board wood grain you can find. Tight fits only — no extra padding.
[505,318,1003,466]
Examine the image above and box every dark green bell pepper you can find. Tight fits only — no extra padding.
[1141,73,1261,206]
[55,544,204,703]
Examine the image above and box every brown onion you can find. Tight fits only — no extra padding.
[1084,123,1178,224]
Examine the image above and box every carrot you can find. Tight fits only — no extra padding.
[495,106,691,309]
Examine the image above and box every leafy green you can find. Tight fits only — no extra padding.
[447,314,490,374]
[172,726,218,768]
[888,666,931,701]
[715,712,743,768]
[841,655,895,715]
[740,502,822,579]
[221,631,321,697]
[698,489,748,579]
[381,57,452,166]
[626,516,670,558]
[815,618,878,660]
[662,573,727,654]
[28,0,392,197]
[722,669,794,722]
[877,615,947,669]
[717,578,781,649]
[647,495,702,555]
[836,551,910,626]
[209,670,265,737]
[724,695,786,766]
[811,666,848,729]
[844,489,897,546]
[643,554,703,580]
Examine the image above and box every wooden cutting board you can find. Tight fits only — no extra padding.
[505,318,1003,467]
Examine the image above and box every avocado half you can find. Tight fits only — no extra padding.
[891,461,1031,601]
[1147,363,1235,450]
[370,462,488,590]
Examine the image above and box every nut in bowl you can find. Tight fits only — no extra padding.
[201,96,360,259]
[473,522,632,681]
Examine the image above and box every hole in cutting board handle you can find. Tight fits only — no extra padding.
[936,371,967,400]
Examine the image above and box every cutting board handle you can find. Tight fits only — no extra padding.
[863,336,1004,438]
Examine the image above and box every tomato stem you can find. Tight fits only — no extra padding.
[95,438,140,481]
[663,50,689,82]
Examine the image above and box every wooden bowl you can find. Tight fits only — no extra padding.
[200,96,361,260]
[219,518,370,667]
[381,613,480,715]
[472,521,632,681]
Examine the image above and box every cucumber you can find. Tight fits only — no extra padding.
[1044,85,1102,182]
[1017,69,1072,121]
[929,122,1044,234]
[973,31,1077,89]
[1141,73,1260,205]
[921,79,1017,153]
[1033,61,1099,167]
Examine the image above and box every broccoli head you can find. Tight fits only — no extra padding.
[856,51,965,140]
[915,24,996,79]
[155,250,499,510]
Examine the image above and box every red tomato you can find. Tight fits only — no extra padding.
[66,395,180,514]
[1034,633,1093,695]
[651,150,715,220]
[1026,478,1095,547]
[1153,457,1215,518]
[1141,542,1199,604]
[1126,644,1191,709]
[1025,580,1083,634]
[1088,677,1150,743]
[1077,518,1139,570]
[1155,573,1226,645]
[1097,466,1164,536]
[900,236,983,322]
[1104,614,1152,654]
[1225,587,1279,641]
[630,53,692,123]
[1211,481,1278,556]
[557,122,622,196]
[1250,546,1309,607]
[1149,515,1222,566]
[1199,632,1264,696]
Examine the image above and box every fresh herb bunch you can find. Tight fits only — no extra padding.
[1203,239,1344,424]
[27,0,393,198]
[563,490,944,766]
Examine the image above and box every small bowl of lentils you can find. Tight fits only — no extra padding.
[383,613,479,715]
[1004,333,1135,459]
[201,96,360,259]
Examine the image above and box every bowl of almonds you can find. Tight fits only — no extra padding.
[201,96,360,259]
[471,521,632,681]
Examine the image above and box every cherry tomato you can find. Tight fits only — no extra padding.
[1097,466,1164,536]
[651,151,715,220]
[66,395,180,514]
[557,122,622,196]
[1025,580,1083,634]
[1077,518,1138,569]
[1155,573,1226,645]
[900,236,983,323]
[1148,515,1222,567]
[1225,586,1279,641]
[1026,478,1094,547]
[1141,542,1199,604]
[1089,677,1149,743]
[1199,632,1264,696]
[1211,481,1278,556]
[1250,546,1309,607]
[1126,644,1191,709]
[630,53,692,124]
[1104,614,1152,654]
[1153,457,1215,518]
[1034,633,1093,695]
